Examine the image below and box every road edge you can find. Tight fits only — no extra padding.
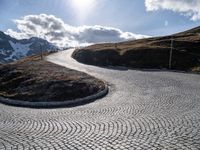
[0,84,109,108]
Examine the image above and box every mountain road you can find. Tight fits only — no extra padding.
[0,49,200,149]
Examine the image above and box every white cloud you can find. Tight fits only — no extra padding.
[145,0,200,21]
[6,14,149,48]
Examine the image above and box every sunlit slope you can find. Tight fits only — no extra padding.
[73,26,200,72]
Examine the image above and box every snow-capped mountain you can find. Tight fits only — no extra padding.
[0,31,59,63]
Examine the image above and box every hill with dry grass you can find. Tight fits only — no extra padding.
[0,54,106,106]
[72,26,200,72]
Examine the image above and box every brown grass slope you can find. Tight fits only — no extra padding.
[0,55,105,102]
[72,26,200,72]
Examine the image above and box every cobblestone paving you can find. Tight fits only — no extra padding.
[0,49,200,149]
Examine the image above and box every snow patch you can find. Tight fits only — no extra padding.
[0,48,7,56]
[7,40,32,60]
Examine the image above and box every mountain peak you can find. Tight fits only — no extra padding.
[29,37,45,42]
[0,31,59,63]
[0,31,12,40]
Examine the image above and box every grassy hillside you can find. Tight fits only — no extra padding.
[72,26,200,72]
[0,55,105,103]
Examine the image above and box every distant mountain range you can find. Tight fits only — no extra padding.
[0,31,59,63]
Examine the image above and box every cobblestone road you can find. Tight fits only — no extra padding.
[0,49,200,149]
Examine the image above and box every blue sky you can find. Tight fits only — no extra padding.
[0,0,200,46]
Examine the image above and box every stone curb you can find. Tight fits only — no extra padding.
[0,85,109,108]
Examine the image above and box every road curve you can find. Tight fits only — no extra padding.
[0,49,200,149]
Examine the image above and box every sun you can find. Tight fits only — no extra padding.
[69,0,96,21]
[71,0,95,12]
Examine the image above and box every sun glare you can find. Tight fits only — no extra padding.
[70,0,96,20]
[72,0,95,11]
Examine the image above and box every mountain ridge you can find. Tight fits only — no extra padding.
[0,31,59,63]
